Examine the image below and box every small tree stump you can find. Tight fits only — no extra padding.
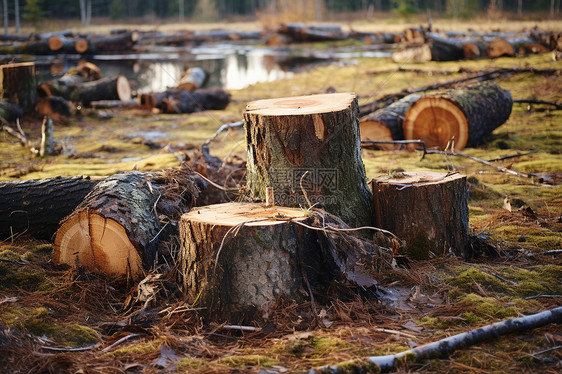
[403,81,512,150]
[0,62,37,113]
[371,171,469,259]
[244,93,372,228]
[179,202,324,319]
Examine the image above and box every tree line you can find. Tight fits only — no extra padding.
[1,0,560,30]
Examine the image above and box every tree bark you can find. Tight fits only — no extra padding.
[53,167,202,279]
[244,92,372,228]
[0,62,36,113]
[360,94,421,143]
[403,81,512,150]
[392,40,464,63]
[80,32,139,54]
[35,96,72,123]
[371,171,469,259]
[138,88,230,114]
[0,176,99,240]
[40,75,131,106]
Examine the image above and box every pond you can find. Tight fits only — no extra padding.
[34,42,392,93]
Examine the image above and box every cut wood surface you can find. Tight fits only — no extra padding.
[360,94,421,144]
[372,171,469,259]
[0,62,36,113]
[54,168,201,279]
[403,81,512,150]
[244,92,372,228]
[177,67,207,91]
[0,176,99,240]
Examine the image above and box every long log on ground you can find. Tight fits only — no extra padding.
[313,306,562,373]
[244,93,372,228]
[0,33,32,42]
[360,94,421,143]
[137,31,193,46]
[403,81,512,150]
[53,166,203,279]
[192,30,262,43]
[0,40,53,55]
[0,176,99,240]
[277,23,346,43]
[138,88,230,114]
[179,203,392,321]
[47,35,80,54]
[80,32,139,54]
[35,96,72,123]
[40,75,131,106]
[391,40,464,63]
[371,171,469,259]
[0,62,36,113]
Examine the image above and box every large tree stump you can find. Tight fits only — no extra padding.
[53,168,201,279]
[244,93,372,228]
[371,171,469,259]
[0,62,37,113]
[403,81,512,150]
[360,94,421,142]
[179,202,325,320]
[0,176,99,240]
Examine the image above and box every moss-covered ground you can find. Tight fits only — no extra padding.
[1,24,561,373]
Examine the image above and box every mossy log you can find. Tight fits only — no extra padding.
[0,62,36,113]
[244,93,372,228]
[179,203,391,321]
[371,171,469,259]
[53,168,202,279]
[360,94,421,143]
[138,88,230,114]
[0,176,99,240]
[403,81,512,150]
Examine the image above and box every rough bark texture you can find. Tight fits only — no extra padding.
[179,202,323,321]
[360,94,421,141]
[139,88,230,114]
[244,93,372,228]
[371,171,469,259]
[0,62,36,113]
[403,81,512,150]
[0,176,99,240]
[53,167,202,279]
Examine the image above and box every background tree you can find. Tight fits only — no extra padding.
[23,0,44,27]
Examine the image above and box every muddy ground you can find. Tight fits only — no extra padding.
[0,40,561,373]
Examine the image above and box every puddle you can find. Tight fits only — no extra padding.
[32,42,393,92]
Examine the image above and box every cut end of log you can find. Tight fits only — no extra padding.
[53,210,143,279]
[116,75,132,101]
[48,36,63,51]
[245,92,356,116]
[75,38,89,54]
[403,97,469,150]
[488,38,514,58]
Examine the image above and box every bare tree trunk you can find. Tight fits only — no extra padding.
[3,0,8,35]
[179,0,184,23]
[517,0,522,16]
[86,0,92,27]
[551,0,555,17]
[14,0,19,34]
[79,0,86,27]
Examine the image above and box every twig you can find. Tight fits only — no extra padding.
[101,333,143,353]
[373,328,418,340]
[289,215,398,239]
[541,249,562,256]
[193,171,239,192]
[524,294,562,300]
[40,344,99,352]
[514,99,562,110]
[203,121,244,146]
[425,149,530,178]
[313,306,562,373]
[361,140,427,158]
[486,150,537,162]
[219,325,262,332]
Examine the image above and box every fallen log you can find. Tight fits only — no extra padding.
[313,306,562,373]
[192,30,262,43]
[40,75,131,106]
[403,81,513,150]
[0,40,53,55]
[47,35,78,53]
[0,176,99,240]
[244,92,372,228]
[138,88,230,114]
[360,94,421,143]
[391,40,464,63]
[53,166,203,279]
[35,96,72,123]
[277,23,346,43]
[371,171,469,259]
[0,62,36,113]
[80,31,139,54]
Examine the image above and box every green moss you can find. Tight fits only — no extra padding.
[458,294,519,321]
[104,338,164,358]
[418,315,460,330]
[501,265,562,297]
[218,354,278,368]
[0,263,52,292]
[447,267,510,294]
[337,359,381,374]
[177,357,207,370]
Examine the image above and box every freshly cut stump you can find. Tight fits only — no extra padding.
[403,81,512,150]
[179,202,321,320]
[360,94,421,144]
[244,93,372,228]
[371,171,469,259]
[0,62,36,113]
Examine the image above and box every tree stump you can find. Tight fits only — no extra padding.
[371,171,469,259]
[360,94,421,143]
[0,62,36,113]
[53,168,201,279]
[179,202,322,320]
[244,93,372,228]
[403,81,512,150]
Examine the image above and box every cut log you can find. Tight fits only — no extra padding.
[74,38,89,54]
[391,41,463,63]
[139,88,230,114]
[40,75,131,106]
[244,92,372,228]
[179,202,392,321]
[53,168,202,279]
[192,30,262,43]
[277,23,346,43]
[371,171,469,259]
[47,35,78,53]
[487,38,515,58]
[360,94,421,143]
[462,41,488,59]
[403,81,512,150]
[84,31,139,54]
[0,40,53,55]
[177,67,207,91]
[0,62,36,113]
[0,176,99,240]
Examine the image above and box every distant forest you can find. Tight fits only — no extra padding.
[1,0,560,27]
